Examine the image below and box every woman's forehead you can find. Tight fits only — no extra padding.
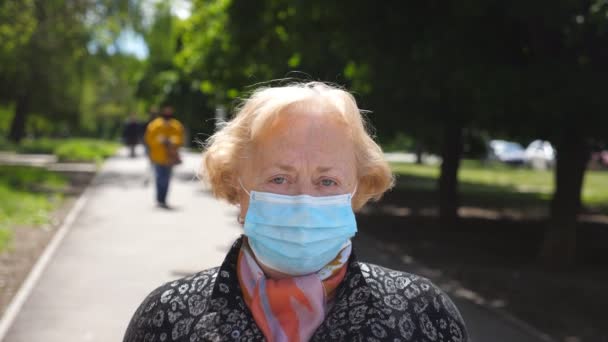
[256,111,352,146]
[270,103,349,130]
[249,114,355,168]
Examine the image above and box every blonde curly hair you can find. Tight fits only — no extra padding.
[200,82,394,211]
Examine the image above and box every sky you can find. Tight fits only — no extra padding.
[114,29,149,59]
[113,0,192,60]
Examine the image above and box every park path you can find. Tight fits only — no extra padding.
[1,147,551,342]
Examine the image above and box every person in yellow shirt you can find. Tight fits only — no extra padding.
[144,106,185,208]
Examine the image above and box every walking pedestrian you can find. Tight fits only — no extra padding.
[143,106,184,208]
[122,113,140,158]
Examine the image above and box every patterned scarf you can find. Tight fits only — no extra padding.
[236,240,350,342]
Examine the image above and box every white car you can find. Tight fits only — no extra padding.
[525,140,555,169]
[488,140,527,165]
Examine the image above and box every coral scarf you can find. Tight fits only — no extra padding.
[236,240,350,342]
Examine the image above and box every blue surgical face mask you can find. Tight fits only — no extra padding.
[240,181,358,276]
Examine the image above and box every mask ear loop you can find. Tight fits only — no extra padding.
[238,178,251,196]
[348,183,359,205]
[237,178,250,225]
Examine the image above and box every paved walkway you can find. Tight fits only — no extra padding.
[1,147,551,342]
[383,152,441,165]
[0,152,57,166]
[0,151,97,172]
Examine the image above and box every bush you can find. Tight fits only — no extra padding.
[18,138,63,154]
[54,139,120,163]
[0,138,60,154]
[381,132,416,152]
[0,137,119,162]
[0,136,13,151]
[0,165,66,191]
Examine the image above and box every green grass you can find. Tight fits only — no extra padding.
[0,138,120,163]
[0,165,67,252]
[0,138,117,250]
[391,160,608,211]
[0,137,12,151]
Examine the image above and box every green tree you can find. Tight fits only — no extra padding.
[0,0,145,142]
[0,0,90,142]
[135,1,218,144]
[155,0,608,268]
[80,53,145,137]
[495,0,608,266]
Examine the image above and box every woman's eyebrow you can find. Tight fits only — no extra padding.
[275,164,297,172]
[316,166,334,173]
[271,164,337,173]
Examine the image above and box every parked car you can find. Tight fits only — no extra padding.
[525,140,555,170]
[487,140,527,165]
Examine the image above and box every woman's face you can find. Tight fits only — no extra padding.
[238,108,358,218]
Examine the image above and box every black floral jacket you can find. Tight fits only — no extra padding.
[124,237,468,342]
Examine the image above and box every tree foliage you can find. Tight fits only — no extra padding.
[0,0,145,141]
[2,0,607,265]
[168,0,608,265]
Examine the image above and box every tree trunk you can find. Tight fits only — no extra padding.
[415,143,423,164]
[439,123,463,226]
[539,130,589,268]
[8,94,29,143]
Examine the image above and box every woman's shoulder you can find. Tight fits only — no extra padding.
[356,262,468,341]
[358,261,443,293]
[123,267,220,342]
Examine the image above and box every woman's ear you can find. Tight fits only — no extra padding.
[238,196,250,225]
[235,177,251,224]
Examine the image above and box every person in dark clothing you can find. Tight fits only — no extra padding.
[123,113,140,158]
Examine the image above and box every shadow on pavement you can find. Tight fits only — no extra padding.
[354,204,608,341]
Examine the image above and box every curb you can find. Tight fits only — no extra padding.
[0,167,99,341]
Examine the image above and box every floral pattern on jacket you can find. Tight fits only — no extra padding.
[124,237,468,342]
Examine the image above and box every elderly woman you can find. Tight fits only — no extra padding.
[124,82,468,342]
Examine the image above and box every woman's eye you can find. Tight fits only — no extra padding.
[271,177,286,185]
[320,179,337,187]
